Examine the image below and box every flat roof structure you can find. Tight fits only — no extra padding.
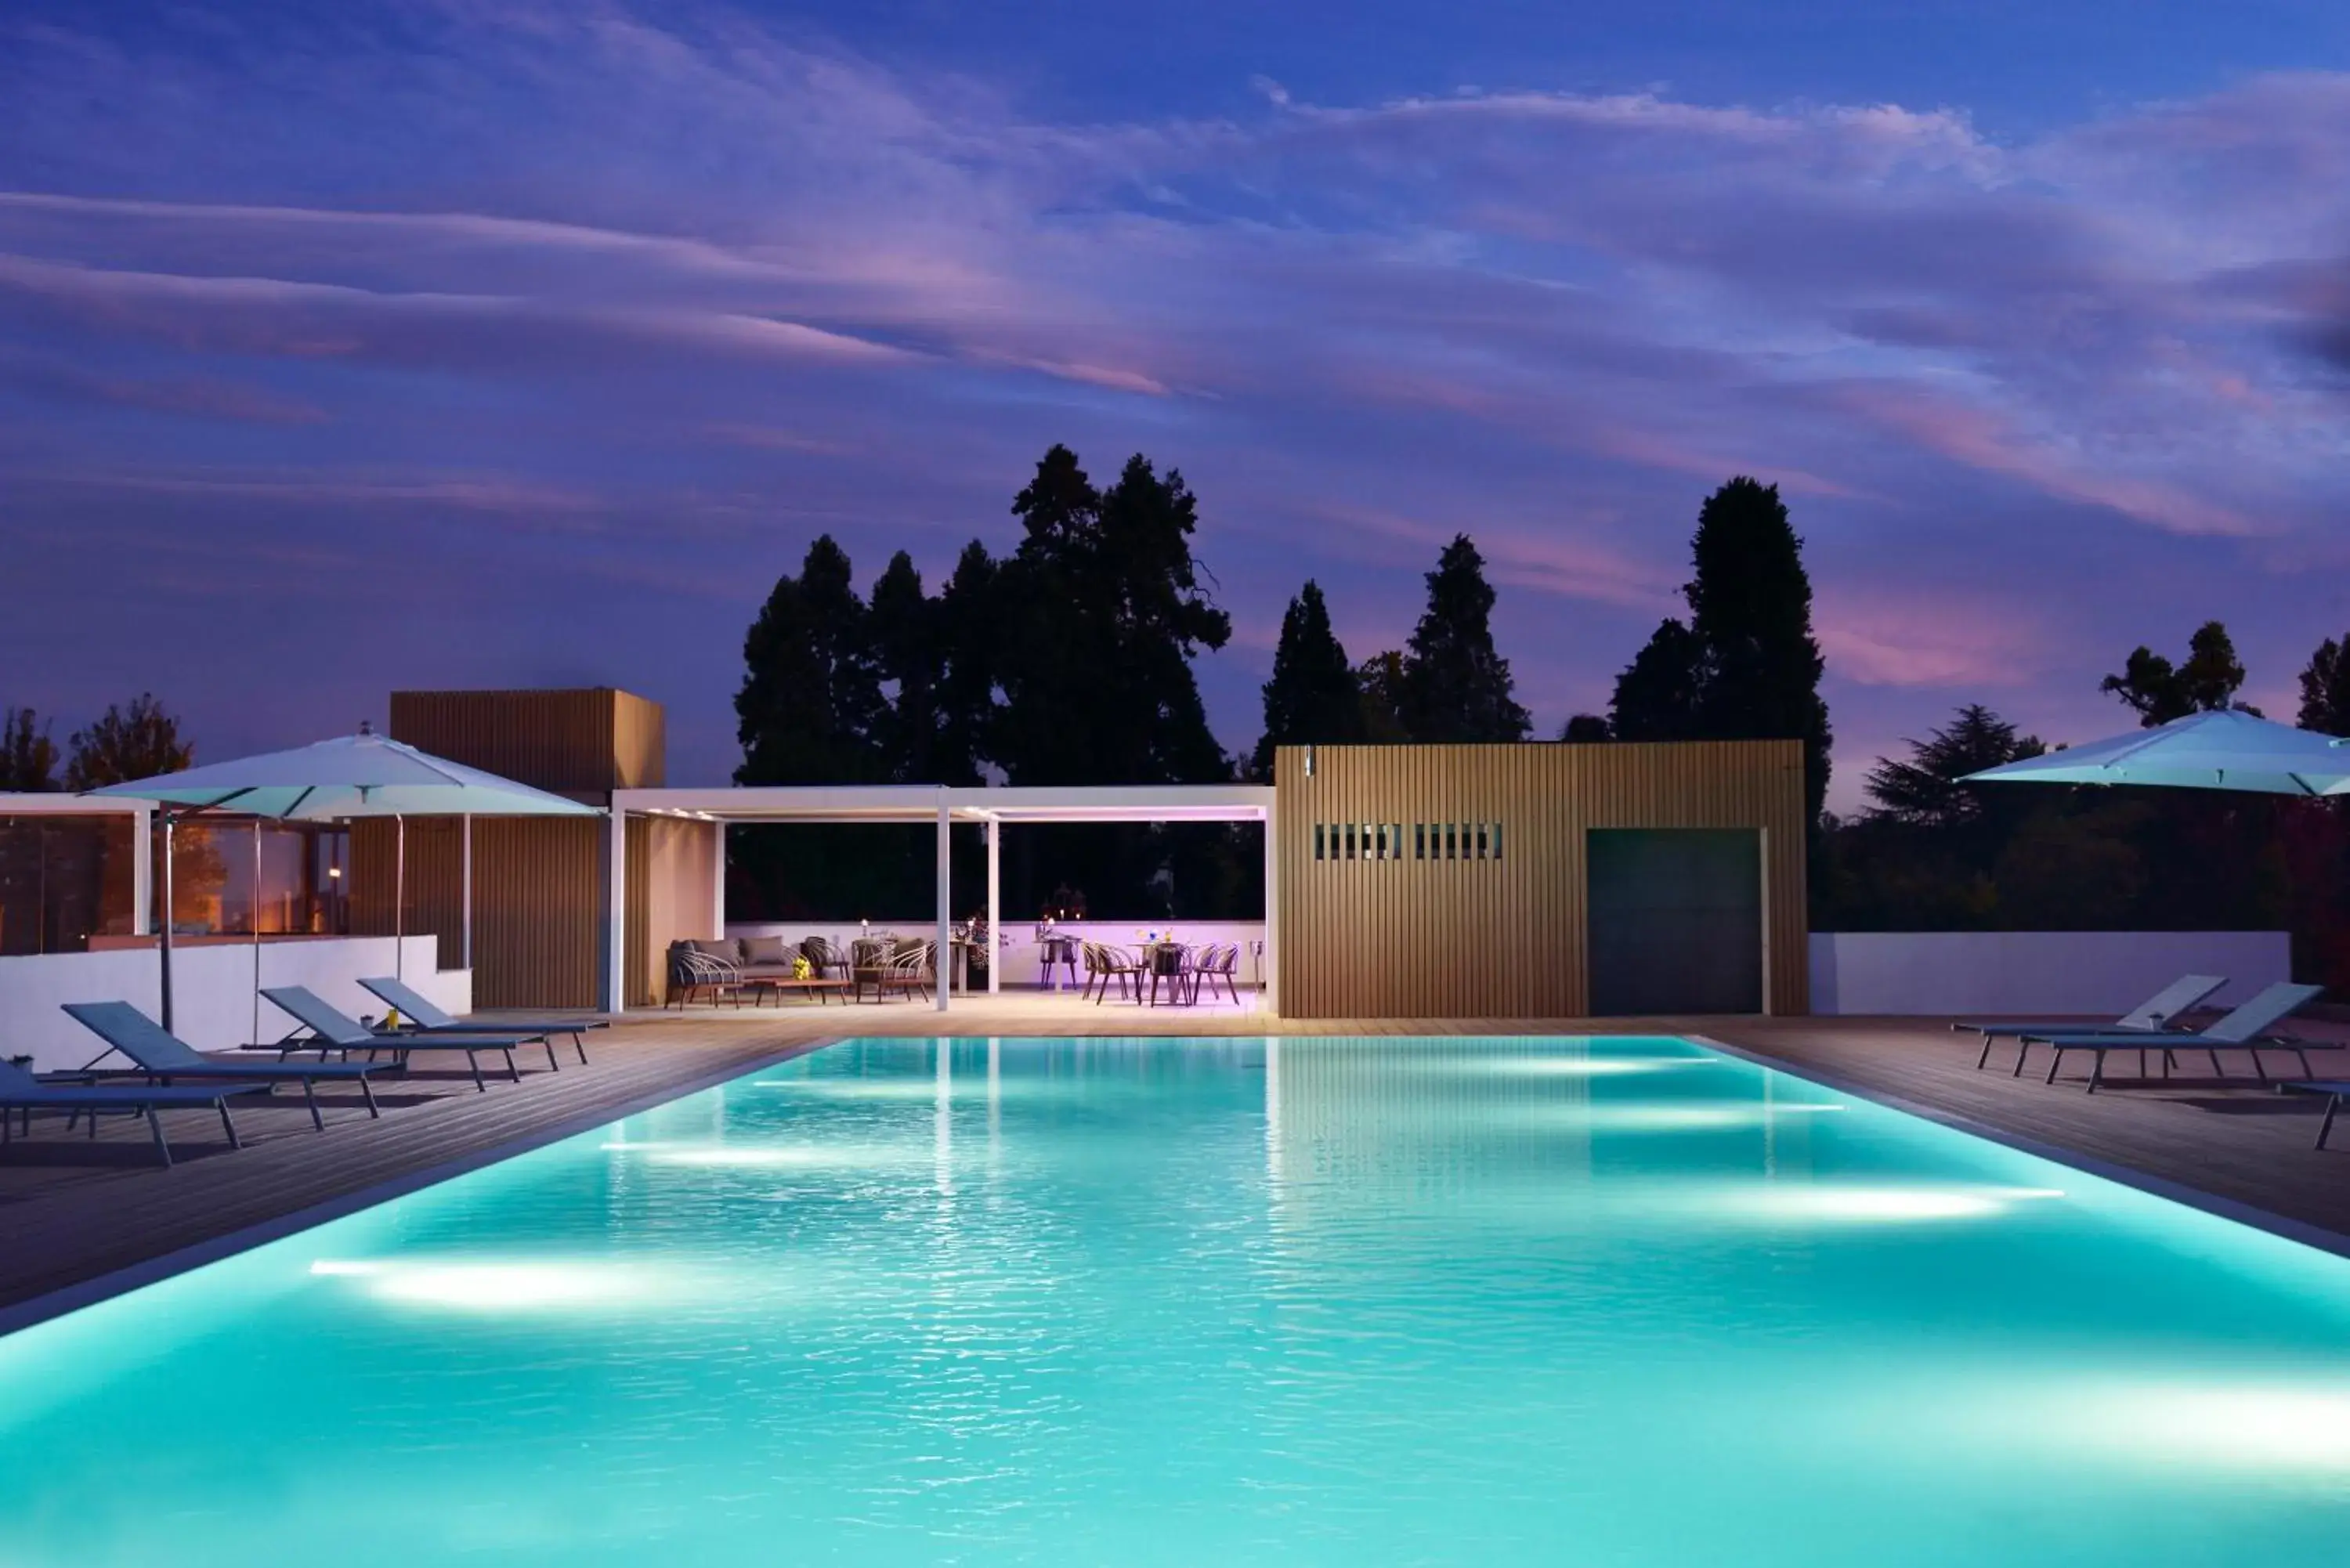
[608,784,1275,1014]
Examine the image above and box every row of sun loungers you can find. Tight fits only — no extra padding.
[1954,976,2350,1143]
[0,979,606,1167]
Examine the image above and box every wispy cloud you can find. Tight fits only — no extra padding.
[1,2,2346,797]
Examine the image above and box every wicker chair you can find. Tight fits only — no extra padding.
[1090,942,1144,1005]
[848,938,893,1003]
[668,945,743,1009]
[879,941,935,1002]
[801,935,849,985]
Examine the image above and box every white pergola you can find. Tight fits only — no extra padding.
[606,784,1277,1013]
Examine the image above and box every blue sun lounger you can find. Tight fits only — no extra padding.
[2280,1080,2350,1150]
[61,1001,390,1131]
[358,975,602,1066]
[0,1058,267,1167]
[261,986,541,1089]
[2027,982,2336,1093]
[1954,974,2226,1073]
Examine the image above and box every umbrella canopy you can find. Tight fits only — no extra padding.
[1963,709,2350,798]
[85,725,599,1032]
[85,726,600,820]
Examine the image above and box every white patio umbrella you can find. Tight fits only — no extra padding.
[1964,709,2350,798]
[85,724,600,1035]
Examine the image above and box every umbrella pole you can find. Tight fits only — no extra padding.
[251,821,262,1048]
[394,813,406,983]
[159,811,175,1032]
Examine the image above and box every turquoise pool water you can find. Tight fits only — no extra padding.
[2,1035,2348,1565]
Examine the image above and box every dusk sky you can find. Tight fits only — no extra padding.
[4,1,2348,808]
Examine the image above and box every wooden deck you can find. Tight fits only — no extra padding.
[4,994,2345,1327]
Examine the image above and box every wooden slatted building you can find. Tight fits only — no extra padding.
[1271,740,1807,1019]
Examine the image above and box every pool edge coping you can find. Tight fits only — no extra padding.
[0,1035,841,1340]
[1690,1031,2350,1264]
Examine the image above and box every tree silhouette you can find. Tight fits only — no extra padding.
[1397,534,1530,742]
[2296,633,2350,735]
[2101,621,2251,726]
[64,694,191,789]
[1609,619,1705,741]
[1560,714,1611,742]
[1864,705,2044,831]
[1355,651,1410,742]
[1605,479,1831,819]
[735,536,884,788]
[1,707,60,790]
[1250,580,1361,779]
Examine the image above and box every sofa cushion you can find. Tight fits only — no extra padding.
[689,938,739,962]
[742,935,793,966]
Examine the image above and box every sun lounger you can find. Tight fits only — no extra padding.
[1954,974,2226,1073]
[261,986,540,1089]
[0,1058,267,1167]
[2028,983,2334,1092]
[61,1000,389,1131]
[2280,1081,2350,1150]
[358,976,600,1065]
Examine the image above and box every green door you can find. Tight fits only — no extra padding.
[1586,828,1763,1015]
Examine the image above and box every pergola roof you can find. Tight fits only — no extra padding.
[613,784,1273,825]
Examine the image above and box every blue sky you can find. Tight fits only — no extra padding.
[3,1,2348,806]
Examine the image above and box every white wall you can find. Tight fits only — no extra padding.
[1808,931,2293,1017]
[728,919,1270,989]
[0,937,466,1071]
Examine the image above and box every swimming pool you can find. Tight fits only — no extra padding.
[2,1035,2347,1565]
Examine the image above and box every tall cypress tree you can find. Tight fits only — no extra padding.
[1687,478,1831,819]
[933,540,1000,785]
[734,535,884,786]
[1250,580,1361,779]
[0,707,60,790]
[1397,534,1531,743]
[1606,479,1831,820]
[868,550,942,784]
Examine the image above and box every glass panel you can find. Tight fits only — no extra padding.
[0,815,137,955]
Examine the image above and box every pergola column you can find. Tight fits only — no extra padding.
[935,797,952,1014]
[985,815,1000,995]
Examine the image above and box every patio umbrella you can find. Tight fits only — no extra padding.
[1963,709,2350,798]
[85,724,599,1035]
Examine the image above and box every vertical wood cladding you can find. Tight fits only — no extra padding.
[1274,741,1807,1019]
[624,815,718,1007]
[352,817,602,1008]
[389,688,665,793]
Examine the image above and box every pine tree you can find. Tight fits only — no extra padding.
[2102,621,2251,727]
[993,446,1231,786]
[1864,705,2044,829]
[734,535,884,786]
[2296,634,2350,735]
[64,694,191,789]
[1250,580,1361,779]
[1,706,60,790]
[1397,534,1530,742]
